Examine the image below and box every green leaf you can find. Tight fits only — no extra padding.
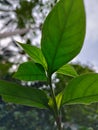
[48,92,63,110]
[57,64,78,77]
[62,73,98,105]
[0,80,49,109]
[56,92,63,110]
[17,42,47,70]
[13,61,47,81]
[41,0,86,74]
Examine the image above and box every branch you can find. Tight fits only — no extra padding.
[0,28,30,39]
[0,9,15,12]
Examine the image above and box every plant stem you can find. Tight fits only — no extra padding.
[56,113,62,130]
[48,75,62,130]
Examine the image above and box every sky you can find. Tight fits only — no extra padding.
[74,0,98,71]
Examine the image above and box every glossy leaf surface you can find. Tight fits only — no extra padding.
[62,73,98,105]
[0,80,49,109]
[41,0,86,74]
[14,61,47,81]
[57,64,78,77]
[17,42,47,69]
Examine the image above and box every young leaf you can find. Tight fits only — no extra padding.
[41,0,86,74]
[13,61,47,81]
[56,92,63,110]
[17,42,47,70]
[48,92,63,110]
[62,73,98,105]
[0,80,49,109]
[57,64,78,77]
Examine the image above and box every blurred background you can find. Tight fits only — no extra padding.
[0,0,98,130]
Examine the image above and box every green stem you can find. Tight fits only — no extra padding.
[48,74,62,130]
